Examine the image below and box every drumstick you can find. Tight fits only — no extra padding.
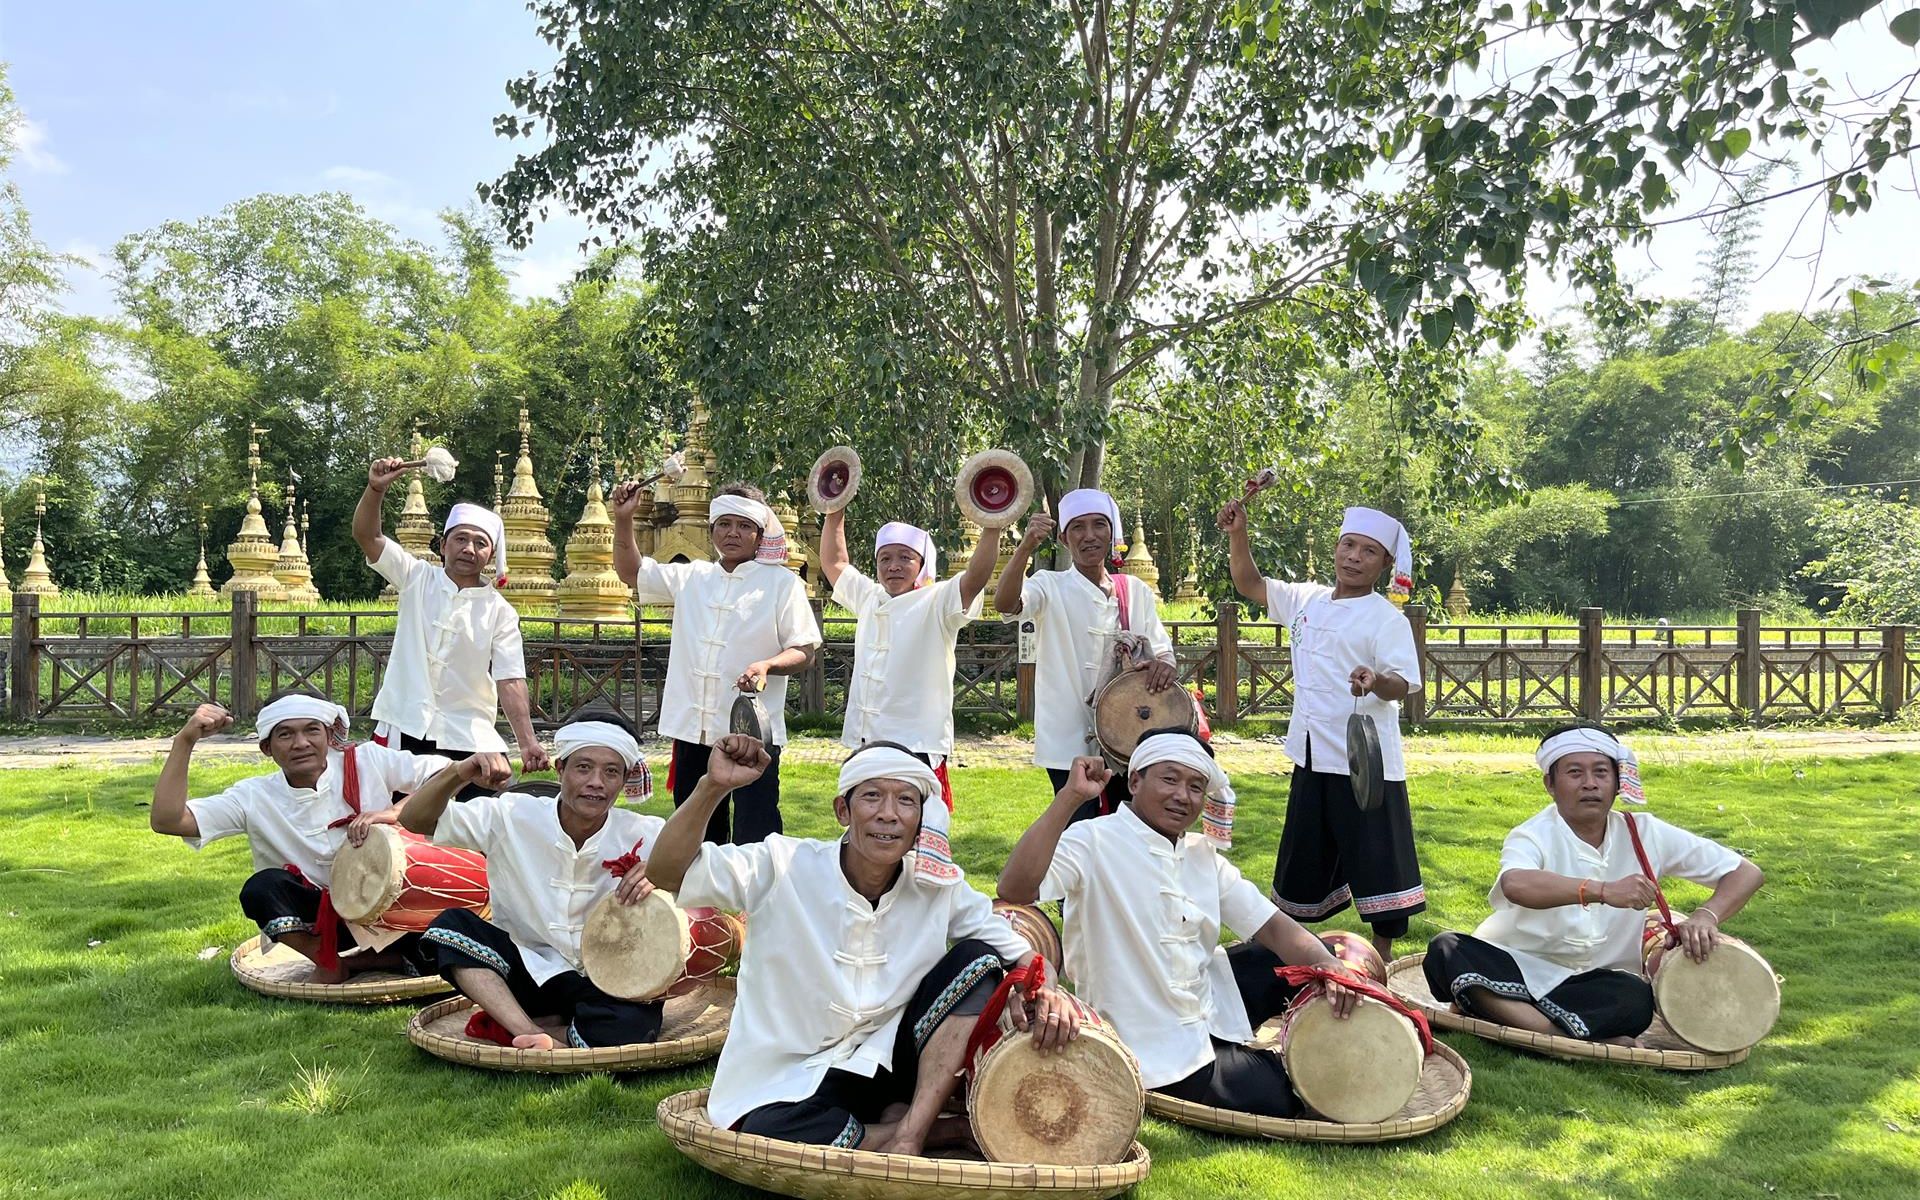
[1241,465,1280,503]
[395,446,459,483]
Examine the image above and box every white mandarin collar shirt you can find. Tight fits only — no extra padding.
[628,557,823,746]
[1475,804,1744,995]
[183,744,448,885]
[679,834,1029,1131]
[1265,580,1422,781]
[1039,804,1280,1088]
[1019,569,1173,770]
[833,568,982,756]
[433,793,665,985]
[368,539,526,752]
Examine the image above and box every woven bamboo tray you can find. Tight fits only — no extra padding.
[656,1088,1151,1200]
[407,982,732,1073]
[1387,951,1750,1071]
[229,934,451,1005]
[1144,1041,1470,1143]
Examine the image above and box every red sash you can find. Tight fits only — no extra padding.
[286,745,362,970]
[1622,812,1680,943]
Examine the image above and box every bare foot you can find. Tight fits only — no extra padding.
[1601,1035,1644,1048]
[309,963,351,985]
[923,1114,977,1154]
[512,1032,557,1050]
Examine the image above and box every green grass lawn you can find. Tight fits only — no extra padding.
[2,752,1915,1200]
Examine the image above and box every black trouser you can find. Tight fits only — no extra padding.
[423,908,664,1048]
[734,939,1005,1147]
[392,732,492,801]
[1152,942,1311,1118]
[239,867,427,969]
[1045,767,1133,826]
[1270,740,1425,940]
[674,738,783,844]
[1423,931,1655,1041]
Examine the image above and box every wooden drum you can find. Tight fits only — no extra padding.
[329,826,489,931]
[966,992,1143,1166]
[1642,920,1780,1054]
[582,890,745,1001]
[992,900,1064,976]
[1276,991,1424,1124]
[1092,670,1199,769]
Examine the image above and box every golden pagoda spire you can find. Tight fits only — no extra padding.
[650,398,717,566]
[1172,521,1203,602]
[500,402,556,608]
[1118,508,1161,592]
[393,419,437,565]
[492,450,505,510]
[222,425,283,596]
[18,490,60,597]
[556,427,633,620]
[272,473,320,604]
[186,505,217,598]
[0,503,12,607]
[301,500,311,555]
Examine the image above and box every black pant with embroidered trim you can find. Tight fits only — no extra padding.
[239,867,429,968]
[734,938,1005,1147]
[393,732,492,802]
[1423,931,1654,1041]
[1045,767,1133,826]
[1152,941,1312,1117]
[424,908,664,1047]
[1270,739,1425,940]
[674,738,783,844]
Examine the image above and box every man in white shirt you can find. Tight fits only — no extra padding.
[354,457,546,796]
[1220,500,1425,961]
[401,711,670,1050]
[1423,724,1765,1046]
[996,488,1178,822]
[610,479,822,844]
[149,693,451,982]
[818,503,1003,806]
[998,731,1359,1117]
[647,740,1076,1155]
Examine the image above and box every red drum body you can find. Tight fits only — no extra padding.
[329,826,489,932]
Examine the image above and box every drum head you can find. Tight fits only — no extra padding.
[1653,937,1780,1053]
[970,1026,1142,1166]
[992,901,1063,975]
[1319,931,1388,986]
[807,446,863,513]
[1282,995,1424,1124]
[729,693,768,743]
[329,824,406,924]
[582,890,693,1001]
[954,449,1035,528]
[1347,712,1385,812]
[1094,671,1199,764]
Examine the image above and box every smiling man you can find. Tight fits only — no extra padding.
[1422,723,1765,1046]
[149,693,451,982]
[401,711,668,1050]
[646,738,1073,1155]
[999,731,1360,1119]
[354,456,546,794]
[1219,499,1425,961]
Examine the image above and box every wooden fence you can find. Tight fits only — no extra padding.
[5,593,1914,729]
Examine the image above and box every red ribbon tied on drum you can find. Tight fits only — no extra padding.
[963,956,1048,1075]
[601,839,646,878]
[282,862,344,971]
[1275,963,1435,1055]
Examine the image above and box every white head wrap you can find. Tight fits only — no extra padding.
[444,502,509,586]
[1058,489,1122,544]
[1339,506,1413,601]
[709,494,788,565]
[874,522,936,586]
[256,695,350,746]
[1129,732,1236,846]
[554,720,642,770]
[1536,726,1645,804]
[837,747,955,887]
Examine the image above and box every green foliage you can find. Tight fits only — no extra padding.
[1802,493,1920,624]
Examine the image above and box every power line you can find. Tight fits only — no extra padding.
[1611,476,1920,507]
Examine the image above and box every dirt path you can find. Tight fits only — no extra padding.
[5,726,1916,773]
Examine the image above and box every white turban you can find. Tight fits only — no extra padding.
[1129,732,1236,847]
[875,522,936,586]
[837,747,955,887]
[1058,489,1122,542]
[257,695,350,745]
[1536,726,1645,804]
[709,494,773,532]
[1340,506,1413,600]
[554,720,643,770]
[444,502,509,586]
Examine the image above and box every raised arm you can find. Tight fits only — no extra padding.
[1216,500,1267,606]
[151,704,232,837]
[819,508,851,587]
[956,524,1006,609]
[397,753,512,837]
[646,736,771,891]
[993,512,1054,615]
[355,457,408,564]
[997,757,1110,903]
[609,479,647,588]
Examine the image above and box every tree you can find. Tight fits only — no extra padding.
[1802,492,1920,624]
[1694,164,1778,335]
[1426,484,1617,607]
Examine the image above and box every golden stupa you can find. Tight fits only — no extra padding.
[272,476,321,604]
[1173,523,1202,601]
[556,433,634,621]
[385,422,437,597]
[186,506,217,598]
[222,428,283,597]
[623,449,658,559]
[946,520,1007,615]
[1117,510,1161,592]
[492,451,505,510]
[771,494,810,584]
[17,491,60,597]
[651,399,719,566]
[501,405,557,609]
[0,505,12,608]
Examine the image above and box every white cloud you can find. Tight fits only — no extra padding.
[15,116,68,175]
[317,164,441,235]
[320,165,399,188]
[509,247,586,300]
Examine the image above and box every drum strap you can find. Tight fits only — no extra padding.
[323,744,364,831]
[1112,574,1131,633]
[1622,813,1680,942]
[601,839,646,878]
[963,956,1047,1076]
[1274,964,1435,1054]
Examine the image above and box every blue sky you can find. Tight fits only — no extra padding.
[7,3,1918,332]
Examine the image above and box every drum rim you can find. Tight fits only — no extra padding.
[965,1022,1144,1166]
[1277,994,1425,1124]
[1092,672,1199,762]
[325,824,410,925]
[1649,937,1780,1053]
[408,987,733,1073]
[229,934,451,1005]
[1144,1041,1471,1144]
[582,890,693,1001]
